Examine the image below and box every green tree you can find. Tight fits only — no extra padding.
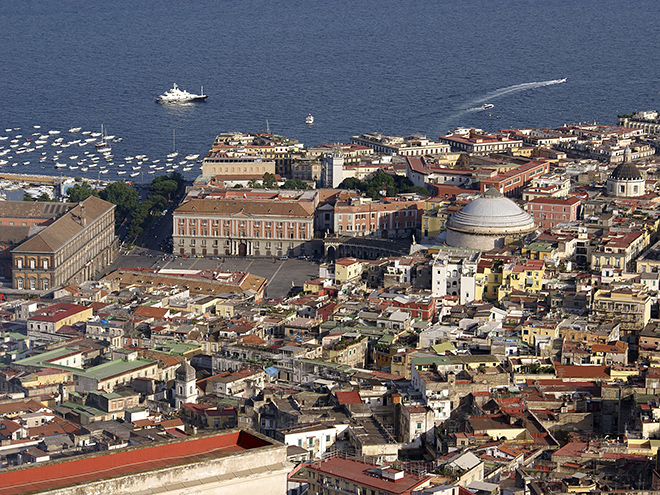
[67,183,99,202]
[338,177,364,191]
[100,181,139,223]
[150,177,178,201]
[23,193,52,202]
[281,179,309,190]
[262,172,277,188]
[168,171,185,194]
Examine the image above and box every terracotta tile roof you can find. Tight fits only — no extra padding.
[0,430,271,495]
[14,196,114,253]
[555,365,609,379]
[309,457,430,494]
[335,391,362,405]
[29,303,90,323]
[133,306,169,319]
[176,197,315,217]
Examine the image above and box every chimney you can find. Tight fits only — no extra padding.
[80,205,86,227]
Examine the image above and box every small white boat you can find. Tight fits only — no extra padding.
[69,127,82,133]
[99,169,109,174]
[482,103,494,109]
[117,171,126,175]
[305,114,314,125]
[185,154,199,160]
[48,130,61,135]
[130,172,140,177]
[167,152,178,158]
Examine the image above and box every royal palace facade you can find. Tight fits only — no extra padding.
[9,196,117,291]
[173,194,316,258]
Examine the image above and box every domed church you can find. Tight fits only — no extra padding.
[446,188,536,250]
[606,157,645,198]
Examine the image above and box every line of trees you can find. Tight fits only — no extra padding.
[65,172,185,240]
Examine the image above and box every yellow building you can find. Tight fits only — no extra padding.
[592,286,652,332]
[334,258,364,283]
[521,242,555,261]
[27,303,94,334]
[421,199,451,238]
[520,319,561,345]
[188,296,221,315]
[499,260,545,300]
[19,369,73,389]
[475,257,506,302]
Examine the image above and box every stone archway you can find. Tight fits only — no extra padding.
[238,242,247,257]
[327,246,336,260]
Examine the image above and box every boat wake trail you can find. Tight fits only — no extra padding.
[468,78,567,107]
[435,78,567,128]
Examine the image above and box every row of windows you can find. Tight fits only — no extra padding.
[181,218,305,229]
[338,210,415,220]
[15,277,49,290]
[179,229,307,240]
[16,258,49,269]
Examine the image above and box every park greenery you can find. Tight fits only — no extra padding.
[63,172,185,242]
[338,171,429,199]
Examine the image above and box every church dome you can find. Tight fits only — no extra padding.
[448,188,536,235]
[609,161,643,180]
[176,361,196,381]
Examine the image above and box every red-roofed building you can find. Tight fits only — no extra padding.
[439,129,523,156]
[0,429,289,495]
[526,196,581,229]
[480,160,551,197]
[335,390,362,405]
[554,365,609,381]
[27,303,93,334]
[306,457,432,495]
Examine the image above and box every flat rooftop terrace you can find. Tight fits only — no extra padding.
[0,429,273,495]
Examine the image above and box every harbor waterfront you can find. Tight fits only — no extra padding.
[1,0,658,181]
[2,0,660,493]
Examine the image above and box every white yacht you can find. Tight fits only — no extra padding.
[482,103,494,109]
[305,114,314,125]
[155,83,208,104]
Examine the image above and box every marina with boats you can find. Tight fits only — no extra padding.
[0,124,206,183]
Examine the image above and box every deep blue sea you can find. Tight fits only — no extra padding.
[0,0,659,183]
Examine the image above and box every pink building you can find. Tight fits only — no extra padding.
[526,196,581,230]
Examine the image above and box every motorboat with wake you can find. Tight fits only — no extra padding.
[155,83,208,104]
